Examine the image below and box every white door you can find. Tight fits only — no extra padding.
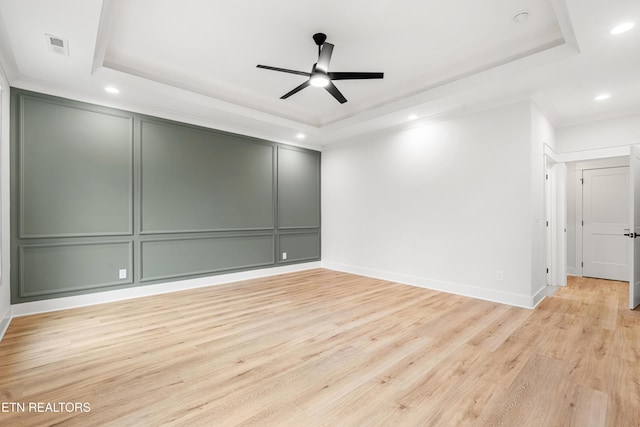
[582,167,629,281]
[629,147,640,309]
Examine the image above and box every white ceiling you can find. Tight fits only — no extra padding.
[0,0,638,148]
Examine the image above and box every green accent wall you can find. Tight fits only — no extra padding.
[10,89,321,303]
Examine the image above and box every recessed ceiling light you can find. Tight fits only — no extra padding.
[408,115,417,120]
[296,133,306,139]
[595,93,611,101]
[105,86,120,94]
[610,22,635,35]
[513,10,530,24]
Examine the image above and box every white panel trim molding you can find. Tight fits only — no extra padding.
[10,262,321,318]
[0,307,10,342]
[323,261,541,309]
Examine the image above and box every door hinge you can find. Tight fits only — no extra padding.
[546,268,549,274]
[582,220,584,226]
[580,178,584,185]
[546,221,549,227]
[581,261,584,267]
[546,174,549,180]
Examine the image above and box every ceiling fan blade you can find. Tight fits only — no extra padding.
[281,80,311,99]
[257,65,310,77]
[328,72,384,80]
[325,81,347,104]
[316,43,334,73]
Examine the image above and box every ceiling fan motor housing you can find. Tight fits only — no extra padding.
[313,33,327,46]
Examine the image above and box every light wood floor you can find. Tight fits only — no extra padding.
[1,270,639,426]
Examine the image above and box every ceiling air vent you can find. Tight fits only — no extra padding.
[45,33,69,56]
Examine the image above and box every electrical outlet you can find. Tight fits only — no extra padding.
[282,252,287,260]
[496,271,504,281]
[119,269,127,279]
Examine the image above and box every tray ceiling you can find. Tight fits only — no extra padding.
[103,0,565,126]
[0,0,638,146]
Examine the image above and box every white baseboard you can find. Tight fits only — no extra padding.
[11,262,321,318]
[532,286,550,308]
[0,307,11,342]
[322,261,538,309]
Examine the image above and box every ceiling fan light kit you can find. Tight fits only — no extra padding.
[257,33,384,104]
[309,72,330,88]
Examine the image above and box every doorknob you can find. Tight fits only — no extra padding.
[624,232,640,238]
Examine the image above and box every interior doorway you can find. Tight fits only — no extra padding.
[559,151,640,309]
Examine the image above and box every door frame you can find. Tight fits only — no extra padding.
[544,153,567,286]
[545,158,553,286]
[549,145,631,278]
[549,145,638,309]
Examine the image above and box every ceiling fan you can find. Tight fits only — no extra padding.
[256,33,384,104]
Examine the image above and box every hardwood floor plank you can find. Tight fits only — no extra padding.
[551,383,607,427]
[467,305,533,352]
[478,353,569,426]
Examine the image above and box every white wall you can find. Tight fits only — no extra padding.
[322,101,543,307]
[0,65,10,339]
[556,113,640,153]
